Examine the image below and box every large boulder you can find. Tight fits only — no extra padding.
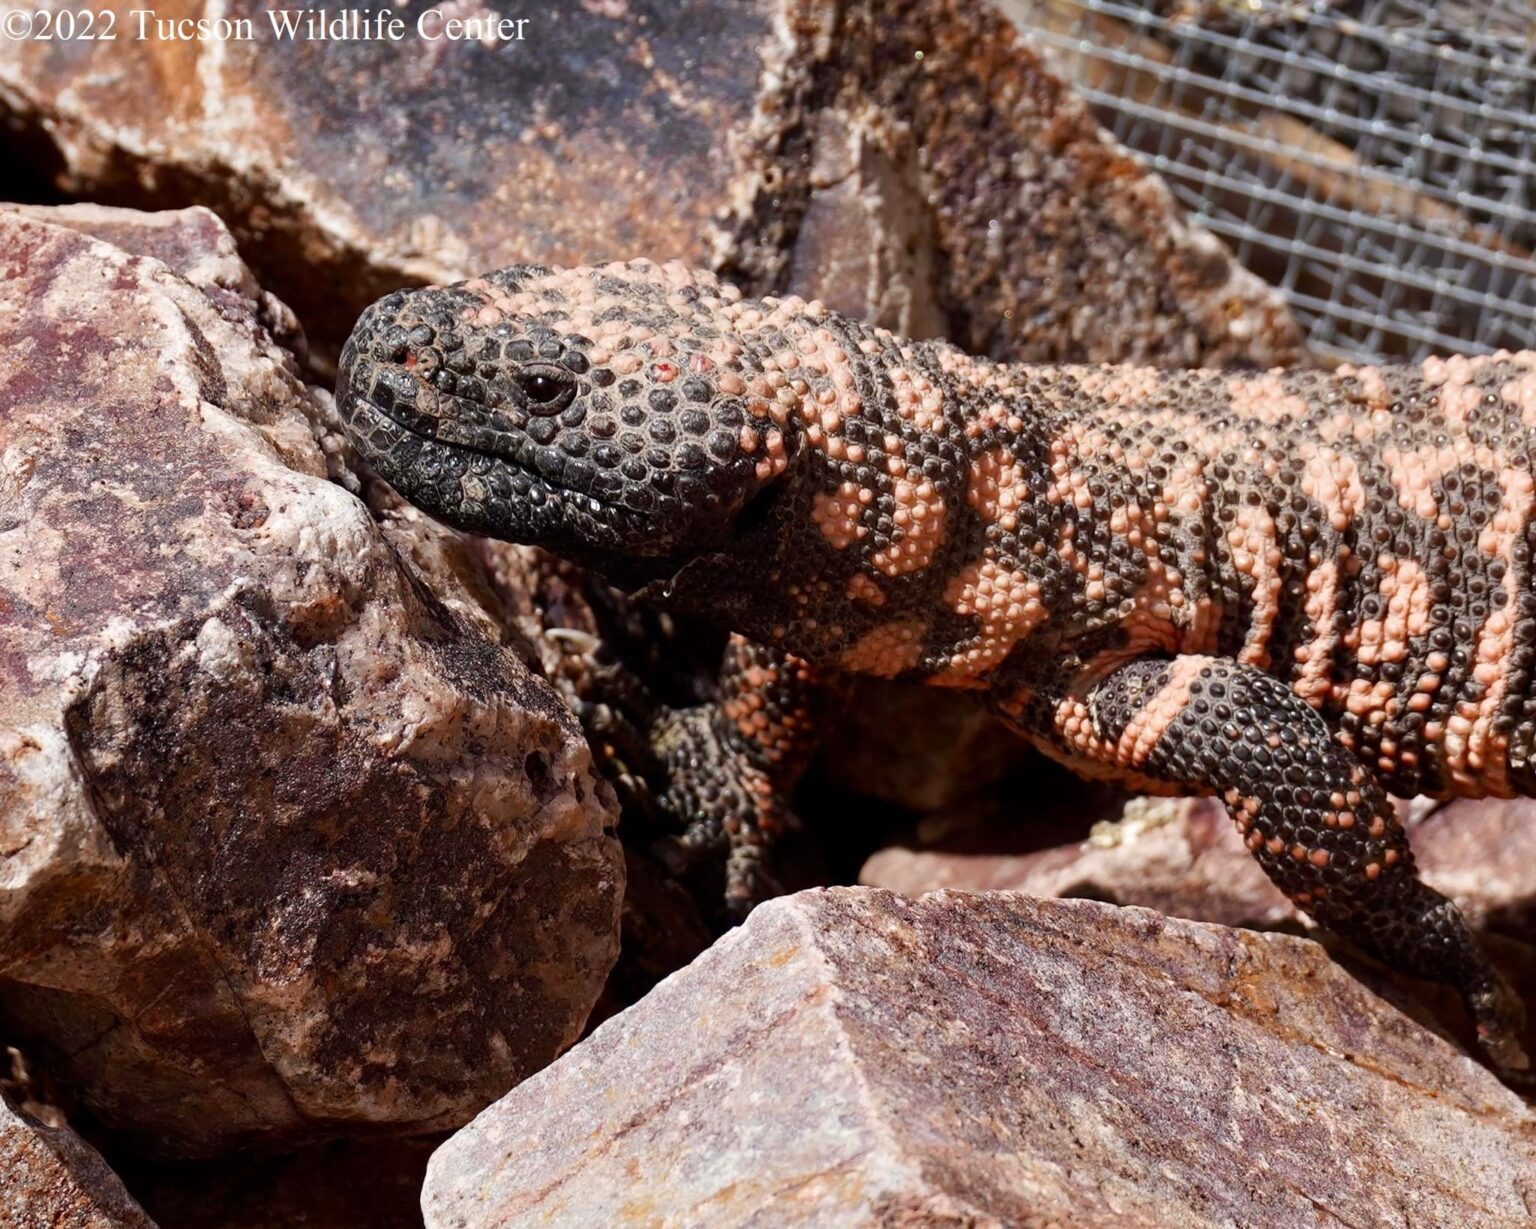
[0,204,622,1157]
[422,888,1536,1229]
[0,0,1300,369]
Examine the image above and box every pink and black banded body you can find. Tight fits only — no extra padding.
[338,260,1534,1072]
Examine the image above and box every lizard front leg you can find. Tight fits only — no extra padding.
[1019,654,1529,1073]
[651,636,834,917]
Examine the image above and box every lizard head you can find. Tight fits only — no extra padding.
[337,260,812,592]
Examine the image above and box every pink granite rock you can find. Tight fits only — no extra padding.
[1409,797,1536,936]
[863,795,1295,928]
[0,205,622,1156]
[423,888,1536,1228]
[863,794,1536,937]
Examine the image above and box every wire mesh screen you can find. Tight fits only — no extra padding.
[1003,0,1536,363]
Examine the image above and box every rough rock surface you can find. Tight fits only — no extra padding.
[2,1087,158,1228]
[0,204,622,1157]
[864,795,1300,929]
[861,794,1536,1062]
[862,794,1536,937]
[423,888,1536,1229]
[1409,797,1536,937]
[0,0,1300,369]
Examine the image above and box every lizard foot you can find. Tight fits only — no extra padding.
[1468,973,1531,1077]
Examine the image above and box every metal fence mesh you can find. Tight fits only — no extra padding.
[1004,0,1536,362]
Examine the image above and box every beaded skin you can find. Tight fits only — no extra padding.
[340,259,1536,1072]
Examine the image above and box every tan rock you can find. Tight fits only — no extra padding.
[0,0,1301,369]
[0,205,621,1156]
[862,793,1536,937]
[863,795,1294,928]
[423,888,1536,1229]
[2,1088,157,1228]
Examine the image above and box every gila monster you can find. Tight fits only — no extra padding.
[337,259,1536,1073]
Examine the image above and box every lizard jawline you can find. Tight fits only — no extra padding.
[345,390,613,518]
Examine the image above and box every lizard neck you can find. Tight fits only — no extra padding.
[664,324,1066,675]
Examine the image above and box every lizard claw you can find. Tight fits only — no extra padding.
[723,840,784,922]
[1470,975,1531,1078]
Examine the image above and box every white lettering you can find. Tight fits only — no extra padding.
[133,10,254,40]
[417,11,529,43]
[266,10,302,38]
[266,9,406,40]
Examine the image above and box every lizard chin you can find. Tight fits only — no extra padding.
[340,387,735,589]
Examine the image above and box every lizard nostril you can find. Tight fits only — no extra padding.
[383,327,411,362]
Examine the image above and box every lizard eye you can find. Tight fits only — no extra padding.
[517,365,576,413]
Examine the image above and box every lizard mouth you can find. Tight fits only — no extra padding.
[343,385,615,518]
[335,353,779,594]
[344,386,718,592]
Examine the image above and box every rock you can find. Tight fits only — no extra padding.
[1409,797,1536,937]
[2,1088,158,1228]
[860,793,1536,1062]
[864,795,1295,929]
[0,204,622,1157]
[423,887,1536,1229]
[0,0,1300,369]
[862,794,1536,938]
